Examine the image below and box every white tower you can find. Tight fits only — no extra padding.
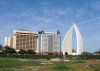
[63,22,83,55]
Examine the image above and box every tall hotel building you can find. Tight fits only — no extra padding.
[13,30,37,51]
[37,30,61,54]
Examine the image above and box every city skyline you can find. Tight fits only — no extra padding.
[4,29,61,54]
[0,0,100,52]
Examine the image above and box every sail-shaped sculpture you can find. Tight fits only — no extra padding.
[63,26,74,55]
[63,23,83,55]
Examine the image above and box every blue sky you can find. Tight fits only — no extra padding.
[0,0,100,52]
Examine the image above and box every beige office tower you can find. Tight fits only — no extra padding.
[13,30,37,51]
[4,37,13,48]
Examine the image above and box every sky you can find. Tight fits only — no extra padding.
[0,0,100,52]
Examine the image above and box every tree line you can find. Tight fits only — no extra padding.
[0,45,100,60]
[0,45,36,55]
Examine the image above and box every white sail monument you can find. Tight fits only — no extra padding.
[63,22,83,55]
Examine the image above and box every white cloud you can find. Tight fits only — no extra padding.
[89,1,100,10]
[75,8,88,18]
[79,16,100,25]
[57,8,73,15]
[35,16,53,23]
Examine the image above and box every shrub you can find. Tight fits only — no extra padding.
[26,49,36,55]
[2,46,16,54]
[18,49,26,55]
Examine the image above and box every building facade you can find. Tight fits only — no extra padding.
[4,37,13,48]
[13,30,37,51]
[37,30,61,54]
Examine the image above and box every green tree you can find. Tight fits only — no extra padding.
[0,44,3,50]
[2,46,16,54]
[27,49,36,55]
[94,51,100,54]
[72,49,76,53]
[18,49,26,55]
[82,51,92,55]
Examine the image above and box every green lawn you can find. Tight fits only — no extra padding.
[0,57,100,71]
[0,57,41,68]
[38,60,100,71]
[0,60,40,67]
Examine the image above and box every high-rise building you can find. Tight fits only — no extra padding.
[13,30,37,51]
[37,30,61,54]
[4,37,13,48]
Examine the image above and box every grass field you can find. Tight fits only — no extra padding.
[0,57,100,71]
